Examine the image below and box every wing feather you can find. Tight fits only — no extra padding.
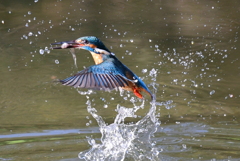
[103,74,114,89]
[60,61,133,91]
[81,74,88,88]
[89,73,95,88]
[108,75,120,88]
[96,74,107,88]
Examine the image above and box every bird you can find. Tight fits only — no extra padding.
[51,36,153,100]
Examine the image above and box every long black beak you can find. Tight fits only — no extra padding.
[51,40,99,54]
[51,40,80,49]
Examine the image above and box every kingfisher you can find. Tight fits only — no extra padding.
[51,36,153,100]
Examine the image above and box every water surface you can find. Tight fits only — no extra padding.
[1,0,240,160]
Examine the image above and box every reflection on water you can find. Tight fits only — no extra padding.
[0,127,102,141]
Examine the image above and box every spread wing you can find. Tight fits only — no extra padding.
[60,61,132,91]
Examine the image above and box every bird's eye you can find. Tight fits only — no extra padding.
[83,39,89,44]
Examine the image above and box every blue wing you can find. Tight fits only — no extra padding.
[60,61,131,91]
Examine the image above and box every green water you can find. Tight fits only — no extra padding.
[1,0,240,160]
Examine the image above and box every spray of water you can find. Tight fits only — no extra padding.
[70,48,78,68]
[78,69,162,161]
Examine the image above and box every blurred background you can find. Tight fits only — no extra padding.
[0,0,240,160]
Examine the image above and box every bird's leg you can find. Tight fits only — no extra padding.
[133,88,143,99]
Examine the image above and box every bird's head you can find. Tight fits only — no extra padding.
[51,36,111,54]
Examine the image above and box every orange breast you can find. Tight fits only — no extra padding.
[90,52,104,65]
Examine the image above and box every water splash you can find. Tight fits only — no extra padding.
[79,99,161,161]
[79,69,162,161]
[70,48,78,68]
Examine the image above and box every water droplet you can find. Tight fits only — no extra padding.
[34,0,38,3]
[142,69,147,73]
[182,144,187,149]
[39,49,44,55]
[210,90,215,95]
[55,59,59,64]
[173,79,178,83]
[22,35,28,39]
[28,32,33,36]
[28,11,31,15]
